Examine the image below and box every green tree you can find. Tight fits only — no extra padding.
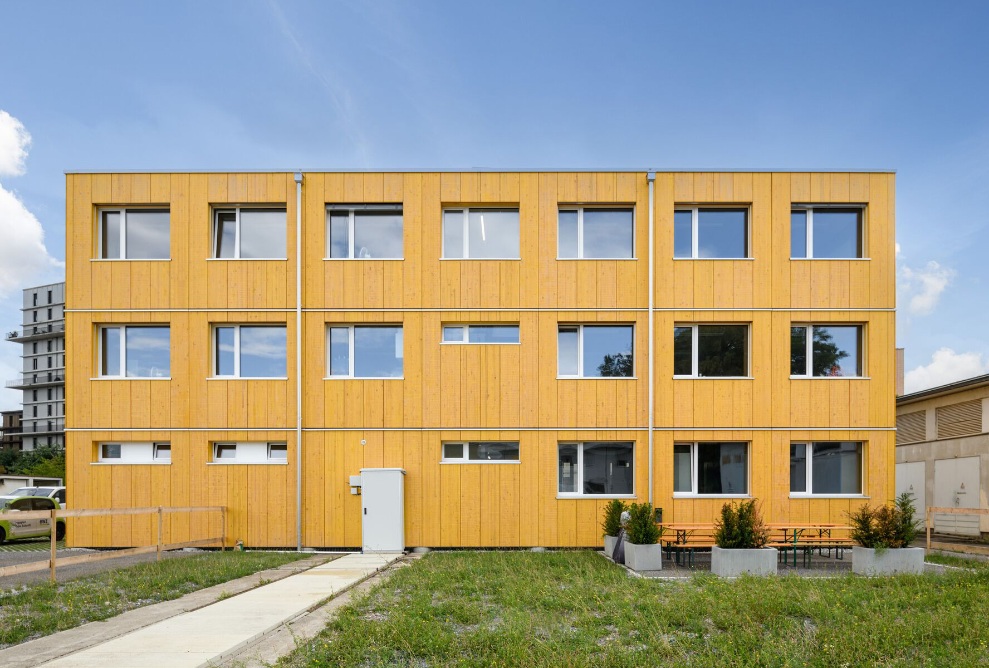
[812,328,849,376]
[598,353,633,377]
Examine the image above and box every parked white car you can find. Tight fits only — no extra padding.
[0,486,66,508]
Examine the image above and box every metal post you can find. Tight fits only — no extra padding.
[157,506,163,561]
[49,509,57,583]
[647,171,655,505]
[926,507,931,550]
[221,507,227,551]
[294,171,304,552]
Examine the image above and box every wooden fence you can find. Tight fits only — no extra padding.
[0,506,225,583]
[926,506,989,554]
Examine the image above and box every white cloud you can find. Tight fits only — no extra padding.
[898,260,953,316]
[0,110,63,300]
[895,242,901,257]
[905,348,989,393]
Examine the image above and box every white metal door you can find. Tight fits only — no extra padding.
[895,461,926,522]
[360,468,406,553]
[933,457,980,536]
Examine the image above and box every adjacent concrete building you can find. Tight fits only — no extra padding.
[0,409,23,450]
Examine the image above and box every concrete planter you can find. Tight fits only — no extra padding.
[604,535,617,558]
[711,546,778,577]
[625,542,663,571]
[852,546,925,575]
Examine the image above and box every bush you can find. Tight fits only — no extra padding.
[848,493,920,549]
[601,499,627,538]
[625,502,661,545]
[714,499,770,549]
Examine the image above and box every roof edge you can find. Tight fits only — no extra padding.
[64,168,898,175]
[898,373,989,404]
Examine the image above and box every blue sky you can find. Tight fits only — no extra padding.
[1,0,988,409]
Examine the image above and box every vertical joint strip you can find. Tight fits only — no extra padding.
[294,172,303,551]
[647,171,655,506]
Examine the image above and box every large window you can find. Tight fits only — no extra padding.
[791,207,863,259]
[98,209,170,259]
[790,325,862,377]
[99,442,171,463]
[327,325,403,378]
[673,325,748,377]
[214,325,287,378]
[674,442,748,496]
[558,325,634,378]
[442,208,520,259]
[213,208,287,259]
[442,324,519,344]
[326,204,403,259]
[674,208,748,259]
[99,326,170,378]
[442,442,520,463]
[790,442,862,495]
[558,207,634,259]
[558,442,634,496]
[211,442,287,464]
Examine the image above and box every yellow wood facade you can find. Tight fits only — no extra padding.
[65,171,896,547]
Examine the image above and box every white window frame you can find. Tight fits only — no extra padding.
[557,324,635,379]
[674,206,750,259]
[557,206,636,259]
[98,325,171,379]
[441,441,521,464]
[441,324,520,345]
[325,325,404,379]
[673,442,750,498]
[212,325,288,379]
[212,207,287,260]
[790,441,864,498]
[97,442,171,464]
[325,204,404,260]
[557,442,635,498]
[442,207,521,260]
[673,324,750,379]
[790,324,864,378]
[97,208,171,260]
[790,205,866,259]
[210,442,288,464]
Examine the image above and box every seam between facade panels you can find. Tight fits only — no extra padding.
[65,307,897,313]
[66,426,897,432]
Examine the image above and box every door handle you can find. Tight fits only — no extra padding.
[364,508,367,515]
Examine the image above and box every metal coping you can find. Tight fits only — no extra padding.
[897,373,989,404]
[64,167,897,175]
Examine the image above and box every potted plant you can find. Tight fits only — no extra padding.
[601,499,626,558]
[849,492,925,575]
[623,502,663,571]
[711,499,776,577]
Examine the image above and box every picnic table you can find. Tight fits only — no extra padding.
[658,523,715,566]
[768,524,853,567]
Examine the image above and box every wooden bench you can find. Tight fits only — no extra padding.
[769,536,854,567]
[659,527,716,567]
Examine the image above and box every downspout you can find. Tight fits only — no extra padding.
[647,171,655,506]
[294,171,303,551]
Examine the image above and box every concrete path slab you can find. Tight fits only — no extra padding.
[39,552,398,668]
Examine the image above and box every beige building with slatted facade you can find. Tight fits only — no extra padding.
[896,374,989,538]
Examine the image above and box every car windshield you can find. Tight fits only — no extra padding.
[9,488,34,496]
[31,488,55,496]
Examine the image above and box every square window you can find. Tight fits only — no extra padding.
[674,442,748,495]
[558,325,633,378]
[557,442,634,496]
[326,205,403,259]
[98,209,170,259]
[443,208,520,259]
[674,208,748,259]
[673,325,748,377]
[327,326,403,378]
[791,207,863,259]
[790,325,862,377]
[213,325,287,378]
[790,442,862,495]
[101,443,121,460]
[214,443,237,460]
[441,441,520,462]
[441,324,519,344]
[268,443,288,461]
[558,207,633,259]
[153,443,171,462]
[99,326,171,378]
[213,208,287,259]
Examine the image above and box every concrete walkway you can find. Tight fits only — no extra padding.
[39,552,398,668]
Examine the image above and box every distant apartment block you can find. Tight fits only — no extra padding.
[1,409,23,450]
[5,282,66,451]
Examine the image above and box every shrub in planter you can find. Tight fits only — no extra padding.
[601,499,626,557]
[711,500,776,577]
[624,502,663,571]
[849,492,925,575]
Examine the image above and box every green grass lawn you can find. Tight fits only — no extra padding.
[0,550,306,648]
[280,551,989,667]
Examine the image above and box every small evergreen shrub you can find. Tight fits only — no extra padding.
[849,492,920,549]
[625,502,662,545]
[714,499,770,549]
[601,499,627,538]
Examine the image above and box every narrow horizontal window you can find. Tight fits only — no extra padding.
[673,325,748,377]
[442,208,520,259]
[558,325,634,378]
[213,207,287,259]
[98,208,170,259]
[441,441,520,462]
[441,324,519,344]
[212,442,287,464]
[791,442,862,495]
[674,442,748,496]
[791,206,863,259]
[674,207,748,259]
[99,326,170,378]
[326,204,403,259]
[98,442,170,464]
[558,207,634,259]
[213,325,287,378]
[558,442,634,496]
[327,325,403,378]
[790,325,862,377]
